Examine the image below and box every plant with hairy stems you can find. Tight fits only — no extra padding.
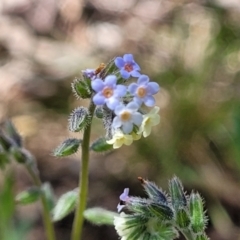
[0,53,210,240]
[114,177,209,240]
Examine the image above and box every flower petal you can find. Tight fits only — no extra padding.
[120,69,130,79]
[122,122,133,134]
[104,75,117,87]
[115,85,127,97]
[114,103,125,115]
[126,101,139,111]
[132,112,143,126]
[115,57,124,68]
[123,54,133,62]
[93,93,105,105]
[144,95,155,107]
[106,97,120,110]
[147,82,160,95]
[91,79,104,92]
[131,70,141,77]
[128,83,138,94]
[112,116,122,129]
[137,75,149,85]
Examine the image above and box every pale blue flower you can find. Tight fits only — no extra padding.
[128,75,160,107]
[82,69,96,80]
[91,75,127,110]
[117,188,130,212]
[115,54,141,79]
[112,102,143,134]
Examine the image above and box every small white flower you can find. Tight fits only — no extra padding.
[112,102,143,134]
[139,107,160,137]
[106,131,133,149]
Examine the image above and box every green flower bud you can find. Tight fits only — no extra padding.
[189,192,207,233]
[0,131,15,151]
[53,138,81,157]
[148,202,174,220]
[84,207,118,225]
[175,208,190,229]
[16,187,41,205]
[95,107,104,119]
[71,77,92,99]
[169,177,187,210]
[90,137,113,152]
[52,189,78,221]
[4,120,22,147]
[138,177,168,204]
[10,147,35,164]
[68,107,90,132]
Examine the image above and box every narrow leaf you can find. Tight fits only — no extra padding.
[53,138,81,157]
[84,207,118,225]
[52,190,78,221]
[16,187,41,205]
[90,137,113,152]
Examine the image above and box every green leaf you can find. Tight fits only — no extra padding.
[68,107,90,132]
[84,207,118,225]
[53,138,81,157]
[52,190,78,221]
[90,137,113,152]
[16,187,41,205]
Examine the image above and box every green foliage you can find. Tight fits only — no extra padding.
[15,187,42,205]
[90,137,113,152]
[52,190,78,221]
[83,207,118,225]
[41,183,56,212]
[115,177,208,240]
[0,175,27,240]
[53,138,81,157]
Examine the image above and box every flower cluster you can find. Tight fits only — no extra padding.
[114,177,209,240]
[81,54,160,149]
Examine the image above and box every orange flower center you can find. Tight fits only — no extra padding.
[103,87,113,98]
[137,87,146,98]
[124,64,133,72]
[120,111,131,122]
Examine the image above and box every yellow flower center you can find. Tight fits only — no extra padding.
[103,87,113,98]
[137,87,146,98]
[124,64,133,72]
[120,111,131,122]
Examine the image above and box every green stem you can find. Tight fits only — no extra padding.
[26,164,56,240]
[71,102,95,240]
[181,229,195,240]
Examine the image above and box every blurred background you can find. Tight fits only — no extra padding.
[0,0,240,239]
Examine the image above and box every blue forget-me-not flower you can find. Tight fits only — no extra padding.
[115,54,141,79]
[91,75,127,110]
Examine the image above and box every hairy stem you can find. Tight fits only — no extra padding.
[181,229,195,240]
[71,102,95,240]
[26,164,56,240]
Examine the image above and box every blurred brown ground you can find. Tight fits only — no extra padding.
[1,0,240,239]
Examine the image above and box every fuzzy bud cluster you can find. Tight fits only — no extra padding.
[114,177,209,240]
